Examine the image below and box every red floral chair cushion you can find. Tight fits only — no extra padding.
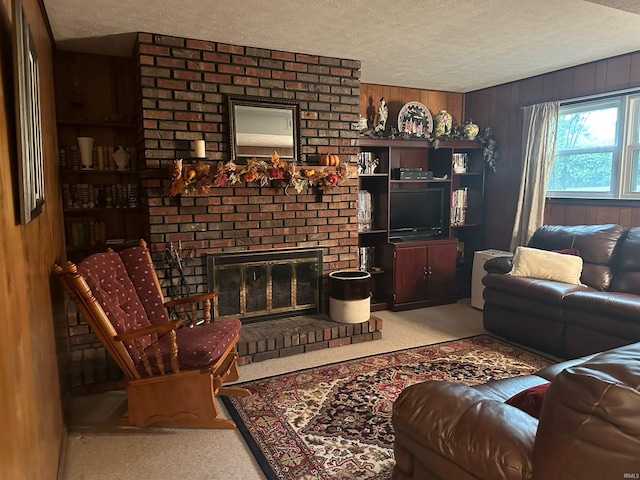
[139,317,241,374]
[119,246,170,326]
[78,252,153,355]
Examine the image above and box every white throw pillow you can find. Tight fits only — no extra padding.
[509,246,583,285]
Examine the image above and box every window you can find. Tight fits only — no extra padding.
[547,93,640,199]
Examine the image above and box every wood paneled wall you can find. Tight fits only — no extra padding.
[466,51,640,250]
[0,0,66,478]
[360,83,464,130]
[544,200,640,228]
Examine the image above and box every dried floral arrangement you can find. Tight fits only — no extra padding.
[169,152,354,196]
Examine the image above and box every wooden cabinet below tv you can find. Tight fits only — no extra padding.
[382,239,458,311]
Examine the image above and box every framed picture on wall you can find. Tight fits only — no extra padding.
[13,0,44,224]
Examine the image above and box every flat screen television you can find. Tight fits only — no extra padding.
[389,188,445,241]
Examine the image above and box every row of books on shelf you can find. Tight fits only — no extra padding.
[450,187,468,225]
[60,146,136,170]
[62,183,138,209]
[65,221,107,248]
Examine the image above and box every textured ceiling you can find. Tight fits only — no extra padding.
[43,0,640,93]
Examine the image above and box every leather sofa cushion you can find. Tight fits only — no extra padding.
[609,226,640,294]
[563,290,640,322]
[533,343,640,479]
[527,224,625,290]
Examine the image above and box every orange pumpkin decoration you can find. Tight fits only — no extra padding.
[320,154,340,166]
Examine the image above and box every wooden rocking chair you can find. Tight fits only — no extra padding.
[53,240,250,429]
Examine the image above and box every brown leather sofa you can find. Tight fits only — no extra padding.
[482,224,640,358]
[392,342,640,480]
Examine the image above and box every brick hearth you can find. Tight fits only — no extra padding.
[237,315,383,365]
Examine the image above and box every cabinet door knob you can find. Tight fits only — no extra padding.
[424,266,432,278]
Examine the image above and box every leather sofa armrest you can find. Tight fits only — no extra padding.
[484,256,513,274]
[393,381,537,480]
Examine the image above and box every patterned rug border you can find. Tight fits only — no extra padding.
[222,334,554,480]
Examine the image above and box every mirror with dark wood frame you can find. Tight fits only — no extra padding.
[228,95,301,162]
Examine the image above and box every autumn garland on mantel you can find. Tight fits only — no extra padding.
[169,152,354,196]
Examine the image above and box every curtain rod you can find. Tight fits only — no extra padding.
[520,87,640,109]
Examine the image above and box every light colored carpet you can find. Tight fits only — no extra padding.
[61,300,485,480]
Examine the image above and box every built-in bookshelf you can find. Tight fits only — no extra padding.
[54,50,141,262]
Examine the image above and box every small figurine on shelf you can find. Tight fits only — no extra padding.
[113,146,130,170]
[374,97,388,135]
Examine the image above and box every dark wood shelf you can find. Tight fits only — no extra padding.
[390,178,450,184]
[64,207,140,213]
[57,119,136,128]
[60,169,137,174]
[359,173,388,178]
[359,137,432,148]
[359,137,480,149]
[66,241,139,253]
[450,223,481,228]
[358,229,387,235]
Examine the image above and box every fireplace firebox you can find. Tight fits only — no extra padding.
[207,248,323,323]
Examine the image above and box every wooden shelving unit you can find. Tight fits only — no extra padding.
[358,137,485,309]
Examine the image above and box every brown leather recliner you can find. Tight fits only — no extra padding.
[392,342,640,480]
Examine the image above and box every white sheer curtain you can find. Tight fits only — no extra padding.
[510,101,560,250]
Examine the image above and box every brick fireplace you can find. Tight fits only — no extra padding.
[135,33,362,306]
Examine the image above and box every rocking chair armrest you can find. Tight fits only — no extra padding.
[164,291,218,308]
[114,319,184,342]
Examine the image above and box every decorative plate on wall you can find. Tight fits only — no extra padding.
[398,101,433,138]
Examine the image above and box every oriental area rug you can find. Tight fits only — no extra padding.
[222,334,553,480]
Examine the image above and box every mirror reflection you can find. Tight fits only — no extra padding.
[228,96,300,161]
